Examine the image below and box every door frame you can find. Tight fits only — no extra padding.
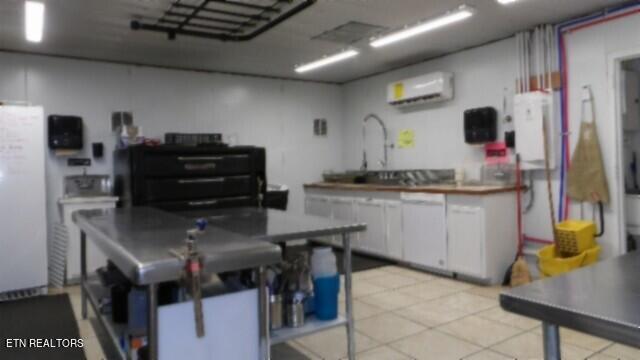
[607,47,640,255]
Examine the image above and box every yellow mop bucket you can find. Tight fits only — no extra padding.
[537,244,601,278]
[555,220,597,254]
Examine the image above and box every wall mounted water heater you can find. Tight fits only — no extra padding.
[513,92,556,170]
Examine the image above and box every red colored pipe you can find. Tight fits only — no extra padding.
[516,156,524,256]
[524,235,554,245]
[566,8,640,34]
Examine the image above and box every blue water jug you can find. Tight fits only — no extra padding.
[313,274,340,320]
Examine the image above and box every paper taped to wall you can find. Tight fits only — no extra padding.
[397,129,415,149]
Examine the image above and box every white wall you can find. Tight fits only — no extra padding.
[342,39,516,173]
[341,33,624,258]
[4,8,640,262]
[561,12,640,257]
[342,38,557,243]
[0,52,345,244]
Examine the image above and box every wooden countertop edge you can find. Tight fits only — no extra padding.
[303,183,524,195]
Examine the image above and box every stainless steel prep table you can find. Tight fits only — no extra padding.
[179,207,367,360]
[73,207,282,360]
[500,252,640,359]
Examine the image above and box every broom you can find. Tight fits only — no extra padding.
[502,154,532,286]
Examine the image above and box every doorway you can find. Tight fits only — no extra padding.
[613,55,640,253]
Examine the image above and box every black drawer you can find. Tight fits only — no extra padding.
[150,196,255,212]
[144,175,252,202]
[143,154,251,177]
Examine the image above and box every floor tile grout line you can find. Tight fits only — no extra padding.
[486,326,603,359]
[431,319,530,349]
[433,312,529,349]
[386,291,501,329]
[386,328,437,360]
[524,326,613,355]
[290,339,326,359]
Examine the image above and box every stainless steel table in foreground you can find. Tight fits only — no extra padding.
[500,252,640,359]
[75,206,366,360]
[181,207,367,360]
[74,207,282,360]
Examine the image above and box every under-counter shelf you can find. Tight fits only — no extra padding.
[270,315,347,345]
[82,275,128,360]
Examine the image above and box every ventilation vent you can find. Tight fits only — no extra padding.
[312,21,386,44]
[0,286,47,302]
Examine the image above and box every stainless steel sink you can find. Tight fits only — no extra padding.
[324,169,455,187]
[64,175,112,197]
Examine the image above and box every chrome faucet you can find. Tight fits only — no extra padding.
[361,113,393,171]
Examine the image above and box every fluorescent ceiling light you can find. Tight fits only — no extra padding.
[25,1,45,43]
[295,49,359,73]
[496,0,521,4]
[370,5,475,48]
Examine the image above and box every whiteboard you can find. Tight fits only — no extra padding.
[0,106,48,294]
[158,289,259,360]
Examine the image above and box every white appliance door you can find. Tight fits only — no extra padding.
[0,106,47,293]
[402,194,447,270]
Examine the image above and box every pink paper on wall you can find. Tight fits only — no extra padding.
[485,142,509,165]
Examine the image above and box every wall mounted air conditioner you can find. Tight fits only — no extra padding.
[387,72,454,107]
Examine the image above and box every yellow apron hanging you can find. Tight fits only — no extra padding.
[567,86,610,204]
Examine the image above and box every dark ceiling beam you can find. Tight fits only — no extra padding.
[164,11,250,27]
[158,19,241,33]
[207,0,281,13]
[131,0,316,42]
[172,3,270,21]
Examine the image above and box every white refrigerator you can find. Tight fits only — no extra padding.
[0,105,48,296]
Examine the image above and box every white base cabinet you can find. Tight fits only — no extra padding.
[328,197,357,246]
[356,198,387,256]
[304,189,517,284]
[304,195,333,244]
[385,201,403,259]
[446,194,517,283]
[447,203,485,278]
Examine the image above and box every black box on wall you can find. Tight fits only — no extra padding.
[464,107,497,144]
[48,115,83,150]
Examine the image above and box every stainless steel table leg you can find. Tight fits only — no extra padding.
[542,322,561,360]
[80,231,88,320]
[148,283,159,360]
[258,266,270,360]
[342,233,355,360]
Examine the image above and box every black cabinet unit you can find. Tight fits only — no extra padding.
[114,145,266,212]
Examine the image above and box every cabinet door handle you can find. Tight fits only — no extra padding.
[177,156,223,161]
[178,178,225,184]
[184,163,217,171]
[188,199,219,206]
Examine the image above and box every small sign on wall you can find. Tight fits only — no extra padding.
[397,129,415,149]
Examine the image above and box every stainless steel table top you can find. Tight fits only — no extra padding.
[500,252,640,347]
[73,207,282,285]
[179,207,367,243]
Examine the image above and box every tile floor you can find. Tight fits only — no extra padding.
[60,265,639,359]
